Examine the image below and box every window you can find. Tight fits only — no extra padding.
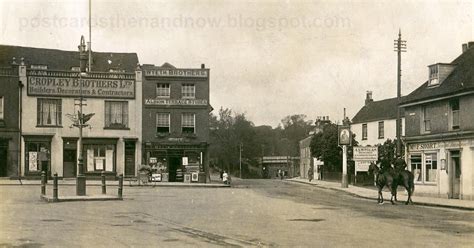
[156,84,170,98]
[428,64,439,86]
[0,96,3,120]
[450,99,460,130]
[378,121,384,139]
[410,155,422,182]
[410,153,437,184]
[362,124,367,140]
[423,106,431,132]
[182,84,195,99]
[425,153,437,182]
[25,141,50,173]
[182,113,195,133]
[105,101,128,128]
[37,99,62,126]
[85,144,115,172]
[156,113,170,133]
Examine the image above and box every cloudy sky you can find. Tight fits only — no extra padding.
[1,0,472,127]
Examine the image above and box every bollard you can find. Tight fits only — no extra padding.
[101,171,106,194]
[41,171,46,195]
[118,174,123,199]
[53,173,58,202]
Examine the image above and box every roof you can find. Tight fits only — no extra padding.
[352,97,405,124]
[401,45,474,105]
[0,45,138,73]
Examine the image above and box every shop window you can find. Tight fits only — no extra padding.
[450,99,460,130]
[362,124,367,140]
[410,153,437,184]
[25,141,50,173]
[37,99,62,126]
[410,155,422,182]
[105,101,128,128]
[182,113,195,133]
[156,84,170,98]
[85,144,115,172]
[425,153,437,182]
[378,121,384,139]
[182,84,195,99]
[0,96,4,120]
[156,113,170,133]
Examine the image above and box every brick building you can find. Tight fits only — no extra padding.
[141,63,211,182]
[401,42,474,199]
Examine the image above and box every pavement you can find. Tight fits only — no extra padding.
[287,177,474,211]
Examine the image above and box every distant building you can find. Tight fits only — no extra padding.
[0,42,142,179]
[299,116,329,180]
[141,63,211,183]
[401,42,474,199]
[262,156,299,179]
[351,91,405,146]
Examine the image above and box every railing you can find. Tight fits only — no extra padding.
[27,69,135,80]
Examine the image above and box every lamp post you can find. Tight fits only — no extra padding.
[76,36,87,196]
[239,142,242,179]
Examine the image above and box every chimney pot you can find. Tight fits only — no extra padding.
[462,43,468,53]
[365,91,373,105]
[468,41,474,49]
[201,63,205,69]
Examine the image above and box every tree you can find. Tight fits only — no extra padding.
[279,114,313,156]
[377,138,405,165]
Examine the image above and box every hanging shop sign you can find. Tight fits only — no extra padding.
[144,69,208,78]
[145,99,208,106]
[338,126,351,146]
[27,76,135,99]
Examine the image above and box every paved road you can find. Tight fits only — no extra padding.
[0,179,473,247]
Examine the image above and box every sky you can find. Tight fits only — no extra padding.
[1,0,473,127]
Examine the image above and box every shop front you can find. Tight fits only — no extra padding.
[143,142,207,183]
[406,138,474,200]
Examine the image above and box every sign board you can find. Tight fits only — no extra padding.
[149,157,157,164]
[151,173,162,182]
[355,161,371,172]
[182,157,188,166]
[144,69,208,78]
[353,146,378,161]
[191,172,199,182]
[338,126,351,146]
[145,99,208,106]
[27,76,135,99]
[408,142,437,152]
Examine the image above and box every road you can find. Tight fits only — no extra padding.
[0,179,473,247]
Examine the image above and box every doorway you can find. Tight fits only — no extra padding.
[0,141,8,177]
[168,157,181,182]
[125,141,136,177]
[449,151,461,199]
[63,149,77,178]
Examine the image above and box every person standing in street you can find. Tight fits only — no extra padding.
[222,171,229,185]
[308,167,314,182]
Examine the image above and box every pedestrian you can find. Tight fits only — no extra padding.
[308,167,314,182]
[279,169,284,180]
[222,171,229,185]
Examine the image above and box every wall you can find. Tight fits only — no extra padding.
[352,118,404,146]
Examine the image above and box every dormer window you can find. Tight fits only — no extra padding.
[428,64,439,86]
[31,65,48,70]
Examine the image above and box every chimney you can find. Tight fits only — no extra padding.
[365,91,373,105]
[78,35,87,73]
[469,41,474,49]
[201,63,205,69]
[462,43,468,53]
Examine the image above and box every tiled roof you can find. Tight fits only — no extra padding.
[0,45,138,73]
[352,97,405,124]
[401,45,474,105]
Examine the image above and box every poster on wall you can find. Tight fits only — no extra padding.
[182,157,188,166]
[28,152,38,171]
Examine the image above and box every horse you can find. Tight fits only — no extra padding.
[368,162,397,204]
[391,168,415,205]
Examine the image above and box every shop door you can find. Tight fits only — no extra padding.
[125,142,136,177]
[169,157,181,182]
[449,151,461,199]
[0,141,8,177]
[63,149,77,178]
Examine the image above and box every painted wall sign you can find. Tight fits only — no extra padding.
[27,76,135,98]
[145,99,208,106]
[145,69,208,78]
[353,146,378,161]
[408,142,437,151]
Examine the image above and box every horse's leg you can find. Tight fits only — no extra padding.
[378,187,383,204]
[390,184,396,205]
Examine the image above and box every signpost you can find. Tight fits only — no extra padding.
[338,125,351,188]
[353,146,378,184]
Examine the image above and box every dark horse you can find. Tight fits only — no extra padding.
[368,162,415,205]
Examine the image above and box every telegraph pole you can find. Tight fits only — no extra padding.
[76,36,87,196]
[239,142,243,178]
[394,29,406,157]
